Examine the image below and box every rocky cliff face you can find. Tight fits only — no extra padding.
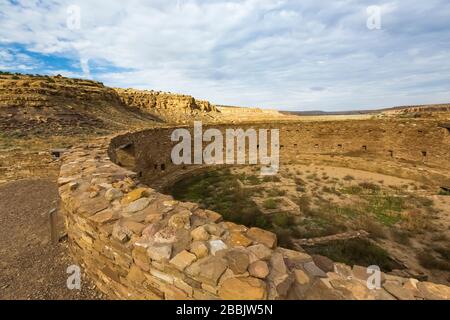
[114,88,219,123]
[0,73,224,136]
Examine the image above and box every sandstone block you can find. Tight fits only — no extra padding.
[246,227,277,248]
[219,277,267,300]
[147,243,172,262]
[227,232,252,247]
[191,226,210,241]
[248,261,270,279]
[190,241,209,258]
[170,250,197,271]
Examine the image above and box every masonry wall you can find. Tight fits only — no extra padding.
[109,120,450,189]
[58,120,450,300]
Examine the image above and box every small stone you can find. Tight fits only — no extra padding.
[219,277,267,300]
[209,239,228,255]
[122,220,146,235]
[154,227,177,244]
[190,241,209,258]
[248,261,270,279]
[112,223,132,243]
[191,226,210,241]
[246,227,277,248]
[247,244,272,261]
[147,243,172,262]
[170,250,197,271]
[69,182,78,191]
[294,269,310,285]
[204,224,225,236]
[168,210,191,229]
[89,191,99,198]
[105,188,123,201]
[227,232,252,247]
[121,187,148,204]
[125,197,151,213]
[303,261,327,278]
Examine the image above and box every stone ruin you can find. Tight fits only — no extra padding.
[58,120,450,300]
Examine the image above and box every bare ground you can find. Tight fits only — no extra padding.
[0,179,103,300]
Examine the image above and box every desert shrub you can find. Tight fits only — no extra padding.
[262,175,281,183]
[391,229,411,245]
[343,175,354,181]
[296,195,312,213]
[417,251,450,271]
[341,185,363,195]
[358,182,381,192]
[305,239,400,271]
[272,213,293,228]
[267,189,286,197]
[296,185,306,192]
[263,198,278,209]
[362,220,387,239]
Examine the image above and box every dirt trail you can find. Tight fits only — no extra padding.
[0,179,102,300]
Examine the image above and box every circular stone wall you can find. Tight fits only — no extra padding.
[58,120,450,300]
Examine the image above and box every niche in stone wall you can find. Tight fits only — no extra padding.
[161,164,166,171]
[388,150,394,158]
[421,151,427,159]
[115,143,136,170]
[362,145,367,151]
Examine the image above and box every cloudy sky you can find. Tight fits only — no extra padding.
[1,0,450,111]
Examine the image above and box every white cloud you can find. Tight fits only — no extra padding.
[0,0,450,110]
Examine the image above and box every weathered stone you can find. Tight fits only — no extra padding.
[219,277,267,300]
[312,255,334,273]
[168,210,191,229]
[185,256,228,286]
[303,261,327,278]
[209,239,228,255]
[248,261,270,279]
[190,241,209,258]
[88,209,119,225]
[126,265,146,284]
[169,250,197,271]
[227,232,252,247]
[330,279,374,300]
[222,249,250,274]
[112,223,132,243]
[417,282,450,300]
[69,182,79,191]
[383,281,415,300]
[247,244,272,261]
[121,220,146,235]
[121,187,148,204]
[294,269,310,285]
[147,243,172,262]
[204,224,225,237]
[246,227,277,248]
[277,247,312,268]
[105,188,123,201]
[191,226,210,241]
[125,197,151,213]
[334,263,353,278]
[154,226,177,244]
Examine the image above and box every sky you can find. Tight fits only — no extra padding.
[1,0,450,111]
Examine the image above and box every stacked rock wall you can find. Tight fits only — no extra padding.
[59,120,450,300]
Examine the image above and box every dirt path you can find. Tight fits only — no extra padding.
[0,179,103,300]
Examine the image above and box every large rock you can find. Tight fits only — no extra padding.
[227,232,252,247]
[219,277,267,300]
[209,239,228,255]
[222,249,250,274]
[247,244,273,261]
[185,256,228,286]
[417,282,450,300]
[246,228,277,248]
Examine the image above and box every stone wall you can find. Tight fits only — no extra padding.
[108,120,450,189]
[58,120,450,300]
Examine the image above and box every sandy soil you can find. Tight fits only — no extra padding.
[0,179,103,300]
